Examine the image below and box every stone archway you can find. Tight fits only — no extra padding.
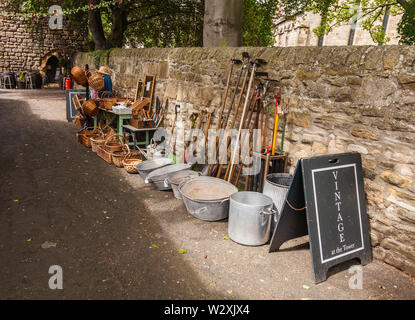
[39,51,62,77]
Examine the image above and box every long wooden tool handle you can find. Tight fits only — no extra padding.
[222,64,244,129]
[225,84,257,181]
[271,113,279,155]
[280,115,287,153]
[228,63,257,182]
[216,64,234,130]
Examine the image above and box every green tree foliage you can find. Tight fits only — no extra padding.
[125,0,204,47]
[242,0,279,46]
[4,0,204,49]
[280,0,415,45]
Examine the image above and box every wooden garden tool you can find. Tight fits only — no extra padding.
[271,88,281,156]
[208,58,242,176]
[204,110,214,159]
[262,145,272,192]
[280,102,289,153]
[215,67,248,178]
[225,81,259,181]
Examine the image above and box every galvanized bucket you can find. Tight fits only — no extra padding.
[178,176,238,221]
[167,170,201,199]
[135,157,174,181]
[228,192,276,246]
[263,173,293,235]
[145,163,192,190]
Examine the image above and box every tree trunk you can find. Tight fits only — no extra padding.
[203,0,243,47]
[88,9,107,50]
[106,6,127,48]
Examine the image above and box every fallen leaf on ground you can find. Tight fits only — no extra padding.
[13,200,19,202]
[379,285,386,289]
[227,290,232,295]
[41,241,57,249]
[223,236,229,240]
[26,238,32,242]
[302,285,310,290]
[178,249,187,254]
[152,244,158,248]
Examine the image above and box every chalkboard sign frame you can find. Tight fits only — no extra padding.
[66,89,87,122]
[269,152,372,283]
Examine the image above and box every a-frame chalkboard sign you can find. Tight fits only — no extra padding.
[269,152,372,283]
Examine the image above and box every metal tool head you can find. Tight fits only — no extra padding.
[255,72,269,78]
[250,59,267,68]
[231,59,243,65]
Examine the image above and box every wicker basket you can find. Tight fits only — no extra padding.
[98,97,118,110]
[122,145,143,173]
[71,66,88,86]
[82,99,98,117]
[96,145,113,164]
[77,126,100,148]
[90,131,105,153]
[103,134,124,153]
[123,158,142,173]
[111,144,130,168]
[87,71,105,91]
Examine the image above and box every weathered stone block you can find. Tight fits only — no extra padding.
[380,171,412,188]
[287,112,311,128]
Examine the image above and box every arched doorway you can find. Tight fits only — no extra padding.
[45,55,59,83]
[39,51,63,85]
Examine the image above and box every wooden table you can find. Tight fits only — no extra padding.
[122,124,157,148]
[93,108,133,139]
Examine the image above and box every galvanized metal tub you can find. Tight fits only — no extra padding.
[146,163,192,183]
[263,173,293,234]
[167,170,201,199]
[228,191,275,246]
[178,176,238,221]
[135,157,174,181]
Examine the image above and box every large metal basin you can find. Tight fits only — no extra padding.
[178,176,238,221]
[145,163,192,190]
[135,157,174,181]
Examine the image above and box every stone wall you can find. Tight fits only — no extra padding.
[0,6,88,73]
[74,46,415,277]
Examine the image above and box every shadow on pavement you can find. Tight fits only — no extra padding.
[0,90,227,299]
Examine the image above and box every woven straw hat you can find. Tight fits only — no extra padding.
[97,66,111,75]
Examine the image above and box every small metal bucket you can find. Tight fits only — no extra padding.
[228,192,276,246]
[263,173,293,235]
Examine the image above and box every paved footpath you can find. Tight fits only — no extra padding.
[0,89,414,300]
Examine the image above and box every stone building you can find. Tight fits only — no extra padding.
[0,4,88,79]
[275,11,402,47]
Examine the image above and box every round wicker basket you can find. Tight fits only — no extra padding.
[87,72,105,91]
[71,66,87,86]
[82,99,98,117]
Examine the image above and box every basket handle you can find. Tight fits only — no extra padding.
[122,144,131,161]
[104,133,125,147]
[79,126,99,134]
